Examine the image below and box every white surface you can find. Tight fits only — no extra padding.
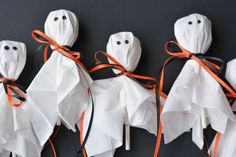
[225,59,236,89]
[161,60,235,149]
[210,111,236,157]
[0,40,41,157]
[23,9,92,146]
[81,32,158,157]
[162,13,234,149]
[174,13,212,54]
[107,32,141,74]
[82,76,157,157]
[209,59,236,157]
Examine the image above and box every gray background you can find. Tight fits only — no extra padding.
[1,0,235,156]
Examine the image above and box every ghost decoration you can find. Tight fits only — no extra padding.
[0,40,41,157]
[80,32,162,157]
[209,59,236,157]
[161,13,235,149]
[225,59,236,97]
[23,9,92,146]
[225,59,236,113]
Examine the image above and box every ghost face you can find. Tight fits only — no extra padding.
[0,41,26,79]
[174,13,212,54]
[45,9,79,47]
[106,32,141,74]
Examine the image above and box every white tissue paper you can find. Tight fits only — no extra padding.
[81,32,162,157]
[161,13,235,149]
[23,9,92,146]
[174,13,212,54]
[0,40,41,157]
[225,59,236,94]
[209,59,236,157]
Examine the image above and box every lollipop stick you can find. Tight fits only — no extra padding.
[125,124,130,150]
[56,117,61,126]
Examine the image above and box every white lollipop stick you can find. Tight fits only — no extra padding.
[56,117,61,126]
[125,124,130,150]
[125,109,130,150]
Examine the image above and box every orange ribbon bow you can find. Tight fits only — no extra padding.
[89,51,157,89]
[0,78,26,107]
[31,30,87,71]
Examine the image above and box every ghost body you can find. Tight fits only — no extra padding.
[161,13,234,149]
[0,40,41,157]
[81,32,158,157]
[23,9,92,146]
[209,59,236,157]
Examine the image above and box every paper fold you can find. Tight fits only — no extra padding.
[81,76,157,157]
[161,60,234,149]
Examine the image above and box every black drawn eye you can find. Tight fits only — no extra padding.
[4,46,9,50]
[62,15,67,20]
[197,20,201,24]
[117,41,121,45]
[54,17,58,21]
[125,40,129,44]
[188,21,192,25]
[13,46,18,50]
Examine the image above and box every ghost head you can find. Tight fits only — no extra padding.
[225,59,236,89]
[45,9,79,47]
[0,40,26,79]
[174,13,212,54]
[106,32,141,74]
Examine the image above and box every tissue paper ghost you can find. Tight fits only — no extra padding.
[80,32,163,157]
[160,13,235,149]
[23,9,93,147]
[210,59,236,157]
[0,40,41,157]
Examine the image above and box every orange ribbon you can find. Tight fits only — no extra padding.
[154,40,236,157]
[89,51,157,89]
[31,30,87,71]
[213,133,221,157]
[226,93,236,98]
[0,78,26,107]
